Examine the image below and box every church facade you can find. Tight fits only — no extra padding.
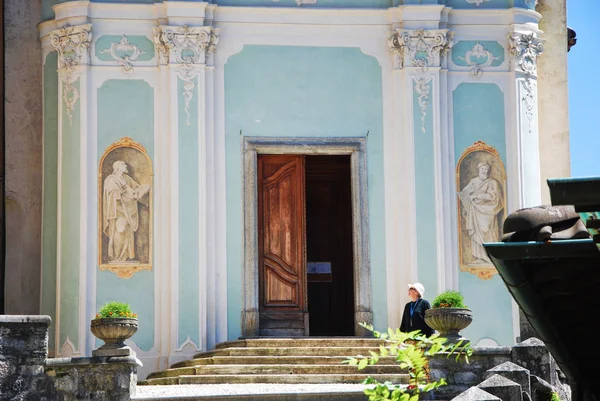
[35,0,548,378]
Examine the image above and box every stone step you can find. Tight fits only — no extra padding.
[192,346,385,358]
[142,373,409,385]
[133,384,373,401]
[172,355,398,368]
[216,338,386,349]
[147,364,402,379]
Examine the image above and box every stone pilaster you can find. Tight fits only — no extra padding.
[509,30,544,208]
[387,26,454,306]
[153,22,219,363]
[49,23,93,358]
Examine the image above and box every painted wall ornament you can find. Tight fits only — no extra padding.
[456,141,506,280]
[50,24,92,126]
[154,25,220,126]
[414,77,431,134]
[98,137,153,279]
[456,42,500,78]
[99,35,145,76]
[388,28,453,71]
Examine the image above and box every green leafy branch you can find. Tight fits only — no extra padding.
[344,323,473,401]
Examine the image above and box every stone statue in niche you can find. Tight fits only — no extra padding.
[99,137,152,279]
[456,141,506,280]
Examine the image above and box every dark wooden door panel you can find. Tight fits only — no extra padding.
[258,155,307,335]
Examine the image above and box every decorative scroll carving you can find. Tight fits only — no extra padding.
[153,25,220,126]
[509,32,543,76]
[414,77,432,134]
[521,78,536,134]
[456,141,506,280]
[388,28,453,71]
[50,24,92,126]
[457,42,501,78]
[98,137,153,279]
[99,35,145,76]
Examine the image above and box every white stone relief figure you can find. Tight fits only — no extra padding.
[458,162,504,264]
[102,161,151,263]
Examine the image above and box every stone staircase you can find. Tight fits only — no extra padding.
[139,337,409,386]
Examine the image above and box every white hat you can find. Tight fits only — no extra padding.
[408,283,425,298]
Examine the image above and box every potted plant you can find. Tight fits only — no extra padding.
[424,290,472,343]
[90,301,138,356]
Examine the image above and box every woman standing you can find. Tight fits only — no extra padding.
[400,283,434,336]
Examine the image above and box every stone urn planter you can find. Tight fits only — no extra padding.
[90,317,138,356]
[424,308,472,343]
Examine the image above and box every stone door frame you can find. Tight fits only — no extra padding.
[241,137,373,337]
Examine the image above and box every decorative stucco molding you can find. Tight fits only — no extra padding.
[50,24,92,126]
[154,25,220,126]
[388,28,453,71]
[521,78,537,134]
[414,77,432,134]
[465,0,491,6]
[509,32,544,76]
[99,35,145,76]
[456,42,500,78]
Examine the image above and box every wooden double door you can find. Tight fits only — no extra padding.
[258,154,354,337]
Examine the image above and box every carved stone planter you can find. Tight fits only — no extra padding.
[424,308,473,343]
[90,318,138,356]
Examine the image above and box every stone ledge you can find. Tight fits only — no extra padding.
[46,355,142,368]
[0,315,52,324]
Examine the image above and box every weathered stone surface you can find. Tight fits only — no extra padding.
[486,361,531,395]
[427,346,512,400]
[0,316,140,401]
[4,0,44,316]
[451,387,501,401]
[512,338,553,384]
[0,316,55,399]
[477,374,522,401]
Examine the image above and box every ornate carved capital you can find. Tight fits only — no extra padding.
[388,28,453,71]
[509,32,543,76]
[50,24,93,70]
[50,24,92,126]
[153,24,220,67]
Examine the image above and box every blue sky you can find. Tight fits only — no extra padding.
[568,1,600,177]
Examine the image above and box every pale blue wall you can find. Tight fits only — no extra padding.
[413,79,438,296]
[453,83,513,346]
[178,77,201,348]
[225,45,386,340]
[97,80,155,351]
[42,51,59,351]
[59,79,81,348]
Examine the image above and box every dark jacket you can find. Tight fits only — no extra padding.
[400,298,434,336]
